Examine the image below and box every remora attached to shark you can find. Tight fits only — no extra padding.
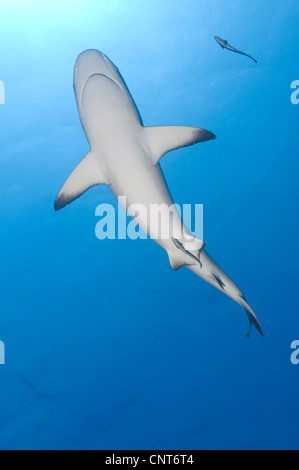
[214,36,257,63]
[55,49,263,337]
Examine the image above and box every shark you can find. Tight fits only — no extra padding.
[55,49,263,337]
[214,36,257,63]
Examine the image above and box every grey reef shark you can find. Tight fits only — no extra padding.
[55,49,263,338]
[214,36,257,63]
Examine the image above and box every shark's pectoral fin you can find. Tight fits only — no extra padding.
[54,151,108,211]
[144,126,216,166]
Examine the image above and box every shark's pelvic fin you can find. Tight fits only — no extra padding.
[144,126,216,166]
[168,237,205,271]
[54,151,108,211]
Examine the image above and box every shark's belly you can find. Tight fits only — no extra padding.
[102,139,186,249]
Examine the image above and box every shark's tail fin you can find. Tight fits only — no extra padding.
[236,296,264,338]
[176,249,263,338]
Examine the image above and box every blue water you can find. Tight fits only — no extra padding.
[0,0,299,450]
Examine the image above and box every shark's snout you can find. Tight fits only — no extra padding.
[74,50,119,100]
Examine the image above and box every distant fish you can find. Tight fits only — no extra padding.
[214,36,257,63]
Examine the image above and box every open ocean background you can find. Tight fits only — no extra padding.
[0,0,298,450]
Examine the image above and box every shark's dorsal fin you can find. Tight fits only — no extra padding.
[144,126,216,166]
[54,151,108,211]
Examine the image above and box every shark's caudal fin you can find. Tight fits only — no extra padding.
[237,296,264,338]
[175,249,263,337]
[54,151,108,211]
[144,126,216,166]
